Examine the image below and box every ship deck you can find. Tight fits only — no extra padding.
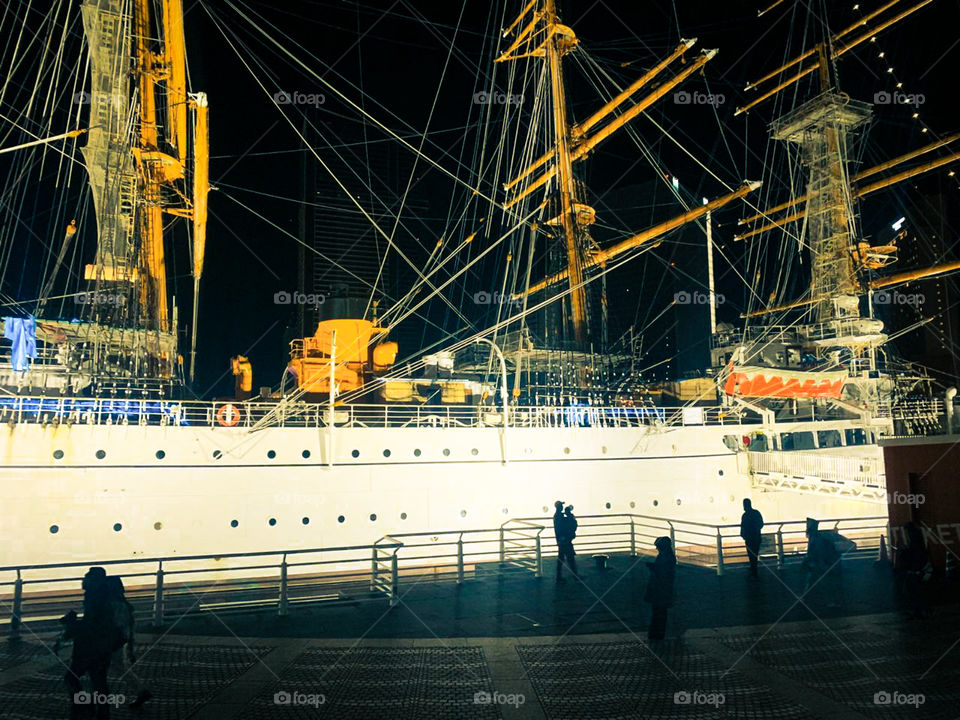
[2,554,957,718]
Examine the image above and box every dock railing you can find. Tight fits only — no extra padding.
[0,513,888,637]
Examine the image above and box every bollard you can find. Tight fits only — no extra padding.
[153,563,165,628]
[278,556,289,617]
[457,537,465,584]
[10,570,23,640]
[534,535,543,578]
[389,553,399,607]
[716,531,725,576]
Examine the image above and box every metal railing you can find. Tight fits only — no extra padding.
[746,450,886,489]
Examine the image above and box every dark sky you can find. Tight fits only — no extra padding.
[4,0,958,395]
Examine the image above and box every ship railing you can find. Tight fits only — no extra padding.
[746,450,886,489]
[0,513,890,636]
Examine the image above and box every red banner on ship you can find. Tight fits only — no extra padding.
[723,366,846,399]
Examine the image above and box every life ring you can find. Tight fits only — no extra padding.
[216,403,242,427]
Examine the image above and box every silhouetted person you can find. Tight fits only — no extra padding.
[739,499,764,577]
[563,505,579,577]
[644,536,676,640]
[898,521,931,618]
[553,500,577,580]
[802,518,840,604]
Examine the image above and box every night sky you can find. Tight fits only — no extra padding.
[4,0,960,395]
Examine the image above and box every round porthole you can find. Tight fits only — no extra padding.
[370,513,377,522]
[400,512,408,520]
[338,515,345,523]
[442,448,451,457]
[96,450,106,460]
[154,522,162,531]
[302,517,310,525]
[230,519,239,528]
[605,502,611,509]
[53,450,64,460]
[470,448,478,456]
[718,470,724,476]
[460,510,467,518]
[268,518,277,526]
[501,507,509,515]
[113,523,122,532]
[302,450,311,459]
[351,450,359,458]
[50,524,59,534]
[212,450,222,460]
[413,449,421,457]
[155,450,165,460]
[383,449,391,458]
[653,500,659,507]
[267,450,276,459]
[563,447,570,454]
[602,446,608,454]
[542,506,549,513]
[676,499,682,506]
[709,496,715,504]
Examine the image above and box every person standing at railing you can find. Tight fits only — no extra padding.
[739,499,764,578]
[553,501,578,581]
[644,536,676,640]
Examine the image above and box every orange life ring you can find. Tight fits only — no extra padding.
[216,403,242,427]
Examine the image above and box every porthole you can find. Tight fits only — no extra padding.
[413,449,421,457]
[267,450,276,459]
[302,450,311,459]
[400,512,408,520]
[629,501,636,509]
[542,505,549,513]
[351,450,359,458]
[501,507,509,515]
[676,498,682,506]
[563,447,570,454]
[302,517,310,525]
[96,450,106,460]
[155,450,165,460]
[601,446,608,454]
[268,518,277,526]
[709,496,715,504]
[230,519,239,528]
[212,450,222,460]
[370,513,377,522]
[442,448,451,457]
[113,523,122,532]
[718,470,724,476]
[154,522,162,531]
[524,447,532,455]
[460,510,467,518]
[383,449,391,458]
[653,500,659,507]
[470,448,478,456]
[50,524,59,534]
[338,515,345,523]
[605,502,611,509]
[53,450,64,460]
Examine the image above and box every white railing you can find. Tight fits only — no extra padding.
[747,450,885,489]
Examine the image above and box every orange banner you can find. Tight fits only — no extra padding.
[723,366,846,399]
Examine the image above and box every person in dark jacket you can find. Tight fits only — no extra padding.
[898,521,930,618]
[644,536,676,640]
[562,505,579,577]
[553,500,578,580]
[739,499,764,577]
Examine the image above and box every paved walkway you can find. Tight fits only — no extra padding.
[2,557,958,718]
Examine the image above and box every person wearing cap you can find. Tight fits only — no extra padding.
[553,500,577,580]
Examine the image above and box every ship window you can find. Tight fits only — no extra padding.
[563,447,570,454]
[845,428,866,446]
[718,470,724,476]
[413,449,421,457]
[230,519,239,528]
[53,450,64,460]
[629,501,636,509]
[338,515,345,523]
[542,506,549,513]
[370,514,377,522]
[460,510,467,518]
[212,450,223,460]
[302,517,309,525]
[501,507,509,514]
[400,512,407,520]
[302,450,311,459]
[96,450,106,460]
[383,449,391,458]
[50,525,59,534]
[154,522,162,530]
[267,450,276,459]
[442,448,451,457]
[782,432,814,451]
[470,448,478,456]
[605,502,611,509]
[818,430,842,448]
[268,518,277,526]
[601,446,608,454]
[653,500,659,507]
[113,523,122,532]
[156,450,165,460]
[351,450,360,458]
[676,499,682,506]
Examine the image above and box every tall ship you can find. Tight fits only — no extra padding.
[0,0,955,569]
